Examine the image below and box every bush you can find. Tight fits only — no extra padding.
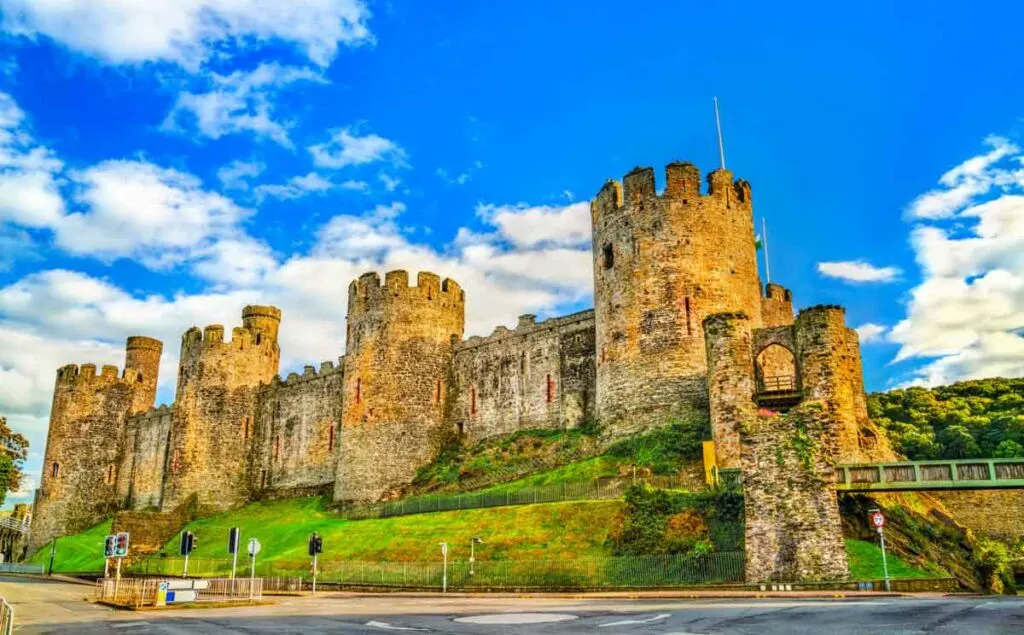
[610,484,744,556]
[606,418,711,474]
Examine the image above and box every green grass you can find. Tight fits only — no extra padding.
[845,538,946,580]
[146,497,621,566]
[470,456,628,494]
[28,518,112,573]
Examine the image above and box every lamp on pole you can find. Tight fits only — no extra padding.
[469,537,483,576]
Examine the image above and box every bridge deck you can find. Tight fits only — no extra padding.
[835,458,1024,492]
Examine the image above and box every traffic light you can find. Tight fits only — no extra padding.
[308,532,323,556]
[228,527,240,554]
[179,531,197,556]
[104,535,115,558]
[113,532,129,557]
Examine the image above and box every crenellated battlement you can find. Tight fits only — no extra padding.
[348,270,465,315]
[263,357,346,391]
[55,362,140,388]
[591,162,752,223]
[456,309,595,352]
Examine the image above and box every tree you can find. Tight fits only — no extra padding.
[993,439,1024,459]
[0,416,29,507]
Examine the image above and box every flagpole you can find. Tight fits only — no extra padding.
[713,97,726,170]
[762,217,771,285]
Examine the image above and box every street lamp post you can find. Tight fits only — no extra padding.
[469,537,483,577]
[439,542,448,593]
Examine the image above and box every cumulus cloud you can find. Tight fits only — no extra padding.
[255,172,366,201]
[890,136,1024,385]
[817,260,902,283]
[854,323,887,344]
[309,127,407,169]
[0,92,65,230]
[476,202,591,249]
[0,0,374,69]
[217,160,264,191]
[164,63,326,145]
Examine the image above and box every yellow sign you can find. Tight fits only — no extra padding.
[702,441,718,486]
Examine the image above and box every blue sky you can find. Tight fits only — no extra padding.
[1,1,1023,506]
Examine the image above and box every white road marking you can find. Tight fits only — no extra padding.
[366,620,428,631]
[454,613,580,624]
[112,623,148,629]
[599,612,671,627]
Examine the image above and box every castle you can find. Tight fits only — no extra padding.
[30,161,884,563]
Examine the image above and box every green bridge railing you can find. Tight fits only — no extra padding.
[835,458,1024,492]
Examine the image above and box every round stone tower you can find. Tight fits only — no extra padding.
[163,305,281,511]
[591,162,762,435]
[334,270,465,503]
[124,336,163,415]
[30,337,162,552]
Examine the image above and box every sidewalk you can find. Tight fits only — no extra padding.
[319,589,942,600]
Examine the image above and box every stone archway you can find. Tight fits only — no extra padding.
[755,343,797,392]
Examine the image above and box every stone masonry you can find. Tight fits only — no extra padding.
[32,159,881,583]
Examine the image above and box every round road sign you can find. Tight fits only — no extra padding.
[871,511,885,528]
[248,538,262,556]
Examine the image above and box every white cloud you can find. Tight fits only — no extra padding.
[62,160,251,266]
[0,92,65,231]
[890,136,1024,385]
[1,0,374,69]
[817,260,902,283]
[906,136,1021,220]
[476,202,591,249]
[254,172,367,201]
[164,63,325,145]
[217,160,264,191]
[378,173,401,192]
[309,127,407,169]
[437,168,470,185]
[854,323,887,344]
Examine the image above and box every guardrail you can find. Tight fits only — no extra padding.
[345,473,707,520]
[130,553,745,590]
[837,458,1024,492]
[0,596,12,635]
[95,577,263,608]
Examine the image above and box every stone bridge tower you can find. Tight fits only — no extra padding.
[334,271,465,503]
[162,306,281,511]
[591,163,762,435]
[29,337,163,551]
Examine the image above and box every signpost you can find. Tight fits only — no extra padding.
[308,533,323,595]
[469,537,482,577]
[247,538,261,602]
[179,531,196,578]
[228,527,240,580]
[869,508,891,592]
[440,542,448,593]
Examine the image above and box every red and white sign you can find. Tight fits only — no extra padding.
[871,511,886,528]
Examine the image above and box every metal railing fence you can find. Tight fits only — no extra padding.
[128,553,744,590]
[347,473,707,520]
[0,596,12,635]
[95,577,262,608]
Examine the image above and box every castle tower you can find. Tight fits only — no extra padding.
[761,283,795,328]
[703,312,758,469]
[124,336,163,414]
[591,163,763,435]
[162,305,281,511]
[334,271,465,502]
[29,337,163,552]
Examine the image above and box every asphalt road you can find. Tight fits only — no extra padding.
[3,577,1024,634]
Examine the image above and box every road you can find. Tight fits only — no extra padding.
[2,577,1024,634]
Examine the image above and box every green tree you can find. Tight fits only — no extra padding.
[993,439,1024,458]
[0,416,29,507]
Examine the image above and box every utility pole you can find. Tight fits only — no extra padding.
[440,542,448,593]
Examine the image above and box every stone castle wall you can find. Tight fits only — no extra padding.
[163,306,281,511]
[120,405,173,510]
[741,403,849,582]
[591,164,763,436]
[452,311,596,442]
[335,271,465,503]
[254,361,344,497]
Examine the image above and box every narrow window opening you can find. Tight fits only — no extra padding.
[457,421,465,435]
[602,243,614,269]
[435,378,442,403]
[256,334,262,345]
[546,374,554,403]
[355,378,361,404]
[274,435,280,460]
[684,297,693,336]
[328,424,335,451]
[51,462,60,478]
[470,387,477,415]
[137,372,143,383]
[260,469,267,489]
[243,416,250,439]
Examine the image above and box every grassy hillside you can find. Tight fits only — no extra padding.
[845,538,942,580]
[28,518,111,573]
